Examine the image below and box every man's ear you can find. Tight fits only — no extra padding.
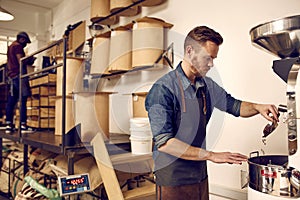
[186,45,193,57]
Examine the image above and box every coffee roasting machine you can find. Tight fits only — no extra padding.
[247,15,300,199]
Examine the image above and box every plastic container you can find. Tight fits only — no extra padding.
[129,117,152,138]
[130,136,153,155]
[130,117,150,127]
[130,130,152,138]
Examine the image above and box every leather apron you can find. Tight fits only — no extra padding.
[155,71,209,199]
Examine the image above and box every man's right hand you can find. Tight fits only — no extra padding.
[207,151,248,165]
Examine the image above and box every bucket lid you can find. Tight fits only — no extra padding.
[130,117,149,123]
[130,135,152,140]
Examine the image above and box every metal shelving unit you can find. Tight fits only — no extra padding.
[0,1,172,198]
[0,26,132,180]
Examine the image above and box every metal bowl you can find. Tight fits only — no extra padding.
[250,15,300,58]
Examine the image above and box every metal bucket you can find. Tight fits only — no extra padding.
[248,151,300,197]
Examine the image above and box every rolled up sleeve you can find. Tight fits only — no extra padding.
[206,77,242,117]
[145,84,176,148]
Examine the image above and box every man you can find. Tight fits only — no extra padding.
[145,26,279,199]
[5,31,35,134]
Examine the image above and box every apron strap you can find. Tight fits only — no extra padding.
[175,71,186,113]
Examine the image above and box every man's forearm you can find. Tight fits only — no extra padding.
[239,101,259,117]
[158,138,210,161]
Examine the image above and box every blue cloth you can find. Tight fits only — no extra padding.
[145,62,241,150]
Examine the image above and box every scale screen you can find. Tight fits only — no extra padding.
[58,173,91,196]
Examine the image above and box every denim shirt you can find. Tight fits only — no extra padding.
[145,62,242,150]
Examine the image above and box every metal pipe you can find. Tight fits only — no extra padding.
[92,0,146,25]
[20,63,63,79]
[61,36,67,155]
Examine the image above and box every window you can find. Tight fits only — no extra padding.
[0,35,15,63]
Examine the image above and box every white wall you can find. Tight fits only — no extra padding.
[51,0,91,41]
[49,0,300,198]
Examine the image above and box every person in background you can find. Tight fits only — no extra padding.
[145,26,279,200]
[5,31,35,134]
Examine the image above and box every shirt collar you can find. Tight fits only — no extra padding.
[176,62,205,91]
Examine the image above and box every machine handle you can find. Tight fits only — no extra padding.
[278,104,287,112]
[249,151,259,158]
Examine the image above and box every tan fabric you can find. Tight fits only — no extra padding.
[157,178,209,200]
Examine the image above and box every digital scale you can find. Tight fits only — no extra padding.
[58,173,91,196]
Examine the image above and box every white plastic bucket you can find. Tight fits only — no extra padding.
[130,117,150,128]
[129,117,152,138]
[130,131,152,138]
[130,136,153,155]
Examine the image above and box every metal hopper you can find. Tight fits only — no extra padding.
[250,15,300,59]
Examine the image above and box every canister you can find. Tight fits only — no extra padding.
[108,27,132,72]
[90,31,111,75]
[110,0,141,16]
[90,0,119,25]
[132,17,173,68]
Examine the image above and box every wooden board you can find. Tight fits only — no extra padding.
[30,74,56,87]
[92,134,125,200]
[31,97,55,107]
[123,183,155,200]
[31,86,56,96]
[27,108,55,118]
[69,20,86,52]
[92,134,155,200]
[27,118,55,128]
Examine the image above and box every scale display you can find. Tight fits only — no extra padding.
[58,173,91,196]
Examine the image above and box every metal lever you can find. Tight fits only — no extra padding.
[278,104,287,113]
[262,105,286,144]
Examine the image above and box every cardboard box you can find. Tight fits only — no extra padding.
[132,92,148,118]
[56,57,84,96]
[74,92,110,141]
[55,96,75,135]
[109,93,133,134]
[109,93,149,134]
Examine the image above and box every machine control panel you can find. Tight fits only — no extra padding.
[58,173,91,196]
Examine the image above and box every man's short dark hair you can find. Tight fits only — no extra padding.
[184,26,223,49]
